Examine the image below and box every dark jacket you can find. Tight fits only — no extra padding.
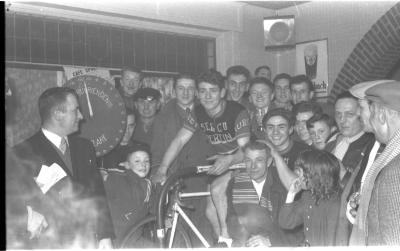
[150,99,214,175]
[326,132,375,187]
[227,170,288,247]
[13,131,115,248]
[103,169,153,247]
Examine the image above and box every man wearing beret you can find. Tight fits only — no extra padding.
[132,87,161,146]
[350,80,400,245]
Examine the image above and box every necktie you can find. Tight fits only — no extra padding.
[60,137,68,155]
[185,107,191,116]
[256,109,264,125]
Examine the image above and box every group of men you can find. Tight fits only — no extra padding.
[6,62,400,248]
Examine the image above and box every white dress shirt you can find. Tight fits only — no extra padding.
[252,178,266,200]
[42,128,68,151]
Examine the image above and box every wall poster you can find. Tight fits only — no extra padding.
[296,39,329,98]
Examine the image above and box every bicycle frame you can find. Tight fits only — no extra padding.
[168,191,211,248]
[156,164,245,248]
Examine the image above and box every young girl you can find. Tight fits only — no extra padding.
[103,144,153,248]
[278,149,341,246]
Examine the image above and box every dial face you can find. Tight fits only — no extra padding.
[65,75,126,156]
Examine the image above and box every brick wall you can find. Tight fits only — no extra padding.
[329,2,400,103]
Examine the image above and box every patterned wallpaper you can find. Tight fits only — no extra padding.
[6,68,57,147]
[5,67,176,147]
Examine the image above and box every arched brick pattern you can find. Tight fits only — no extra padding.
[329,3,400,103]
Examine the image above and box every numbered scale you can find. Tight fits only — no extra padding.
[65,75,126,156]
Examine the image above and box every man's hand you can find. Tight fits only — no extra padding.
[99,168,108,181]
[98,238,113,249]
[245,235,271,247]
[288,177,303,195]
[286,177,304,203]
[27,206,48,239]
[256,139,279,157]
[151,169,168,185]
[206,154,233,175]
[118,161,129,170]
[346,191,360,224]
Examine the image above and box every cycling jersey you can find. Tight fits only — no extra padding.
[184,100,250,154]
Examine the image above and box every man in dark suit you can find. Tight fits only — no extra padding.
[12,87,114,248]
[326,91,375,188]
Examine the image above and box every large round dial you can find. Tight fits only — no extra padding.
[65,75,126,156]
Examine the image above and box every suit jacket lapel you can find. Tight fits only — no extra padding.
[36,131,73,177]
[67,136,80,178]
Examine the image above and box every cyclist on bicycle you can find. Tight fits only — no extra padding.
[152,69,250,247]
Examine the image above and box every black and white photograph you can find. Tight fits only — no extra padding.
[5,0,400,249]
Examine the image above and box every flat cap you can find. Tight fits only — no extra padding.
[364,80,400,112]
[349,80,391,99]
[134,87,161,101]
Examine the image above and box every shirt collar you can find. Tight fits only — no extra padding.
[42,128,68,149]
[252,178,266,198]
[177,102,194,112]
[342,131,365,144]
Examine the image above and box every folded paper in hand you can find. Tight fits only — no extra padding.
[35,163,67,194]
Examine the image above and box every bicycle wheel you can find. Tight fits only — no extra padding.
[120,215,192,248]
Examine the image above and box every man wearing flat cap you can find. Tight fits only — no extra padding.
[132,87,161,146]
[349,80,400,245]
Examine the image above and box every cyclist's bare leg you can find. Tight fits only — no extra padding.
[205,184,220,239]
[210,171,232,239]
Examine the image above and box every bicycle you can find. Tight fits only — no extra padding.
[120,163,244,248]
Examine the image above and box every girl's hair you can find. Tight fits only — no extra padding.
[295,149,340,204]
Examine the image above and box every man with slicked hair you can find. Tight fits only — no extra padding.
[12,87,114,248]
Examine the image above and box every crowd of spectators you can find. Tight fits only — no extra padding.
[6,65,400,248]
